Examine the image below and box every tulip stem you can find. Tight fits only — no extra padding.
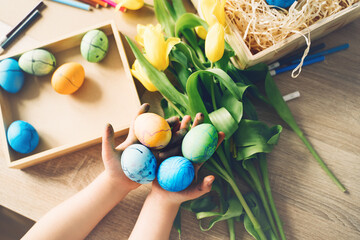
[144,3,154,8]
[163,95,185,118]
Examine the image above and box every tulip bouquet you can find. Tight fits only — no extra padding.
[125,0,346,239]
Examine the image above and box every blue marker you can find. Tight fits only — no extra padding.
[48,0,91,11]
[270,56,325,76]
[291,43,349,65]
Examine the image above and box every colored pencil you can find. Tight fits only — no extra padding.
[90,0,108,7]
[0,10,41,55]
[269,56,325,76]
[290,43,349,64]
[47,0,91,11]
[0,1,45,45]
[101,0,126,11]
[77,0,99,8]
[268,42,326,70]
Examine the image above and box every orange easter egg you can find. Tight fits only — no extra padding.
[134,113,172,150]
[51,62,85,94]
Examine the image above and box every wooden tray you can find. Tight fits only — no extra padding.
[192,0,360,69]
[0,21,140,169]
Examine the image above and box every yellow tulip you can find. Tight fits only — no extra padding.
[115,0,143,11]
[195,26,207,40]
[131,60,157,92]
[135,24,180,71]
[200,0,226,27]
[205,23,225,63]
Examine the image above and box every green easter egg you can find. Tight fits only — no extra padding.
[19,49,56,76]
[182,123,218,164]
[80,30,109,63]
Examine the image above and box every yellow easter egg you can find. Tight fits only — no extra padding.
[134,113,172,150]
[51,62,85,94]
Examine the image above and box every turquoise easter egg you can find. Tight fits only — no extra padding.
[80,30,109,63]
[18,49,56,76]
[182,123,218,163]
[0,58,24,93]
[7,120,39,154]
[266,0,296,8]
[121,144,157,184]
[157,156,194,192]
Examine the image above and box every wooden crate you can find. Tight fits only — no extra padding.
[192,0,360,69]
[0,21,141,169]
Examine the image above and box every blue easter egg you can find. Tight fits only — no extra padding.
[7,120,39,154]
[157,156,194,192]
[182,123,218,163]
[0,58,25,93]
[121,144,157,184]
[266,0,296,8]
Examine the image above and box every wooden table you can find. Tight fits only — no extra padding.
[0,1,359,239]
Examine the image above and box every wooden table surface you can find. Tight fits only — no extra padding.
[0,1,359,239]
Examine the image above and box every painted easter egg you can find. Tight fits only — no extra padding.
[182,123,218,163]
[0,58,24,93]
[80,30,109,63]
[18,49,56,76]
[134,113,171,149]
[121,144,157,184]
[51,62,85,94]
[7,120,39,154]
[157,156,194,192]
[266,0,296,8]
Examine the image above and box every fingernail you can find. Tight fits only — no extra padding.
[107,123,114,135]
[207,176,215,186]
[143,103,150,112]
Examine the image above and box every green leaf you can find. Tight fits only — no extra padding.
[126,37,189,113]
[154,0,175,37]
[257,62,346,191]
[174,209,182,239]
[197,197,244,231]
[187,195,218,213]
[172,0,187,19]
[243,97,258,120]
[174,13,208,38]
[243,193,278,240]
[174,43,206,70]
[161,98,181,119]
[234,119,282,160]
[209,108,238,140]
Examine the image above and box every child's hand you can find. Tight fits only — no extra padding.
[149,113,225,205]
[101,103,151,191]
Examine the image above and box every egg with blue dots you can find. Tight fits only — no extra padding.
[0,58,25,93]
[7,120,39,154]
[266,0,296,8]
[157,156,195,192]
[134,113,172,150]
[182,123,218,164]
[80,29,109,63]
[18,49,56,76]
[51,62,85,94]
[121,144,157,184]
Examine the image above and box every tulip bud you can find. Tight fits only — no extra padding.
[115,0,144,11]
[195,26,207,40]
[200,0,226,27]
[205,23,225,63]
[131,60,157,92]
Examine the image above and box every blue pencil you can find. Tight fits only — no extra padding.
[291,43,349,65]
[0,10,41,55]
[270,56,325,76]
[48,0,91,11]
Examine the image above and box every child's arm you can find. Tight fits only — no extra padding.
[22,104,150,240]
[129,114,225,240]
